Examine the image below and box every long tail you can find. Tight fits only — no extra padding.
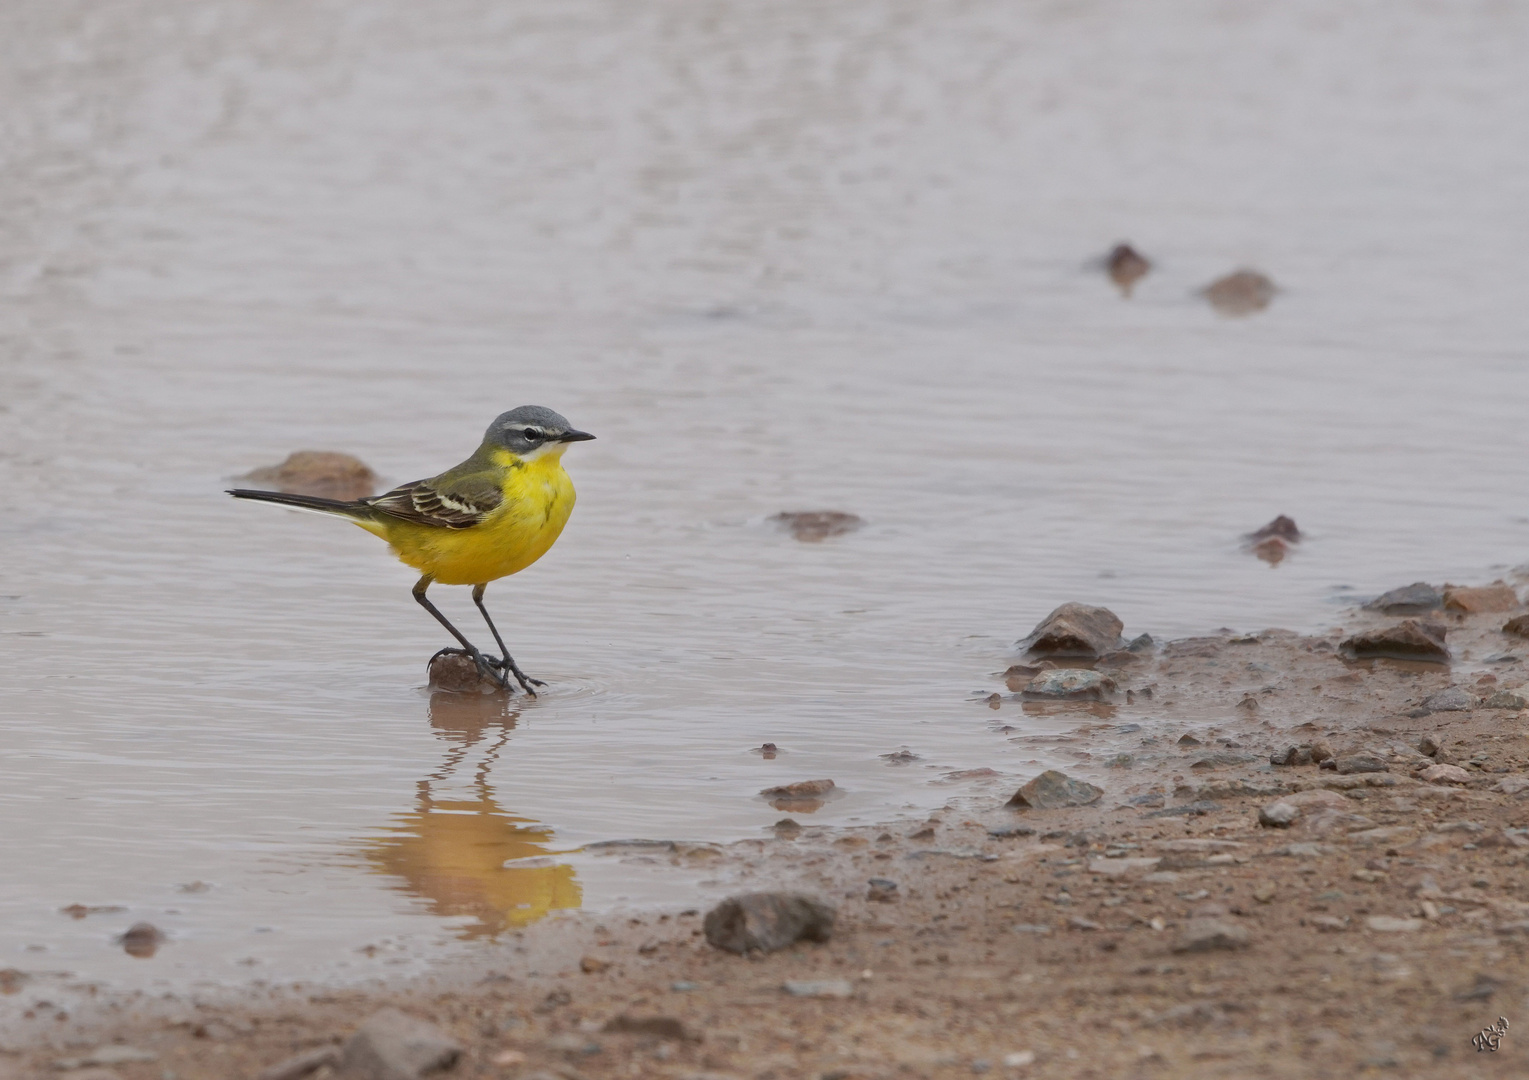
[227,488,376,520]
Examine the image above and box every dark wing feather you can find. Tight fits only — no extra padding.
[363,472,503,529]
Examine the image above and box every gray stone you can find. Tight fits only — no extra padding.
[337,1007,462,1080]
[703,892,836,955]
[987,824,1037,838]
[1171,918,1251,953]
[1259,802,1299,828]
[1143,800,1220,818]
[1189,751,1258,770]
[1365,583,1443,615]
[1418,734,1443,757]
[1017,603,1124,659]
[782,979,853,998]
[866,878,899,902]
[1022,669,1115,700]
[1006,770,1103,810]
[1340,620,1449,663]
[1126,633,1155,653]
[1482,690,1529,710]
[1421,687,1473,713]
[259,1047,341,1080]
[1335,753,1389,775]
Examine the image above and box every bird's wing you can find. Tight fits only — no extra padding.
[364,470,504,529]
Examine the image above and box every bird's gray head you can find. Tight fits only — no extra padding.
[485,405,595,458]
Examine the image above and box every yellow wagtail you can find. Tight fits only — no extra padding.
[229,406,594,694]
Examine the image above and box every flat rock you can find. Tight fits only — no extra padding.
[56,1047,158,1068]
[1443,581,1518,614]
[703,893,835,955]
[1189,751,1259,770]
[1340,620,1449,663]
[601,1015,692,1041]
[1022,669,1115,700]
[1493,776,1529,795]
[1482,689,1529,709]
[1017,603,1124,659]
[1366,916,1423,933]
[771,511,862,542]
[1366,583,1443,615]
[1335,753,1389,775]
[1006,770,1103,810]
[259,1047,342,1080]
[1421,687,1473,713]
[1171,918,1250,953]
[1201,269,1276,315]
[1087,857,1161,877]
[1420,763,1472,785]
[338,1007,462,1080]
[241,450,378,501]
[759,779,837,813]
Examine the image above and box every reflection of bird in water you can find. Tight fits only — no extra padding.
[358,692,580,938]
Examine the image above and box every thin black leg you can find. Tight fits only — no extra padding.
[413,575,507,689]
[473,583,545,695]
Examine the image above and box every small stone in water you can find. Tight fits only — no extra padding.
[1017,603,1124,659]
[1201,269,1276,315]
[1366,582,1442,615]
[772,511,862,542]
[1105,242,1151,296]
[240,450,378,501]
[1022,669,1115,700]
[118,922,166,958]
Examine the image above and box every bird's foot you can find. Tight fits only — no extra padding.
[488,654,545,696]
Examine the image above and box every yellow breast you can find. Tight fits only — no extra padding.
[372,452,577,586]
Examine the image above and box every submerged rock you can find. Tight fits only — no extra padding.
[1443,581,1519,614]
[1247,515,1301,543]
[1201,269,1276,315]
[760,779,837,813]
[1366,582,1443,615]
[1018,603,1124,659]
[703,892,836,954]
[1105,242,1151,296]
[240,450,378,501]
[426,651,505,694]
[338,1007,462,1080]
[1022,669,1115,700]
[1340,620,1449,663]
[1006,770,1103,810]
[118,922,166,958]
[771,511,862,542]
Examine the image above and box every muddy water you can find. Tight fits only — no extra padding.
[3,0,1529,996]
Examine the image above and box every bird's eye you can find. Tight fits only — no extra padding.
[522,428,543,441]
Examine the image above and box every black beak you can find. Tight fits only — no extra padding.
[557,429,596,443]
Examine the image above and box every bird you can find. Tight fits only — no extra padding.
[229,406,594,694]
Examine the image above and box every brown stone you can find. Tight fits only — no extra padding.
[1503,614,1529,638]
[703,892,835,954]
[771,511,862,542]
[760,779,837,813]
[1106,243,1151,296]
[1247,515,1301,543]
[1006,770,1103,809]
[118,922,165,958]
[601,1015,693,1041]
[1339,621,1449,663]
[1018,603,1124,659]
[1201,269,1276,315]
[1442,582,1518,614]
[240,451,377,501]
[426,651,503,694]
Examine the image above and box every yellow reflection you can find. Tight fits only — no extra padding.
[359,691,581,938]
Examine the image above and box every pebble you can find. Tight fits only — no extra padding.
[1442,581,1519,614]
[1493,776,1529,795]
[1105,242,1151,295]
[1366,582,1443,615]
[1270,745,1314,766]
[239,450,378,501]
[1252,882,1276,903]
[760,779,837,812]
[338,1007,462,1080]
[1189,751,1258,769]
[602,1015,692,1040]
[782,979,853,998]
[1017,603,1124,660]
[55,1046,158,1069]
[1086,857,1161,877]
[987,824,1037,839]
[1021,669,1115,700]
[866,878,899,902]
[1171,918,1250,953]
[1366,916,1423,933]
[771,511,862,541]
[1006,770,1103,810]
[1003,1050,1036,1067]
[1417,734,1443,757]
[1200,269,1276,315]
[1340,620,1449,663]
[257,1047,341,1080]
[1420,763,1472,785]
[1310,915,1348,932]
[579,954,610,973]
[1420,687,1473,713]
[703,892,836,955]
[1067,916,1103,931]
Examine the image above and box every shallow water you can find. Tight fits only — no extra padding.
[3,0,1529,996]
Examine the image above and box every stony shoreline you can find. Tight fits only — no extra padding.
[6,597,1529,1079]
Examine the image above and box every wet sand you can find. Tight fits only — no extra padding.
[7,600,1529,1078]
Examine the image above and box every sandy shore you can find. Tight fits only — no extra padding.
[6,599,1529,1079]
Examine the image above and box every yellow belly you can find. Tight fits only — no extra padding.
[363,458,577,586]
